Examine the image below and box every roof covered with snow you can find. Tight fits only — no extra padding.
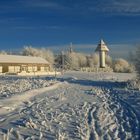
[95,39,109,52]
[0,55,50,64]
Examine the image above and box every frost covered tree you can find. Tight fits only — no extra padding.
[22,46,54,64]
[105,55,112,67]
[0,50,7,55]
[87,53,99,67]
[62,52,87,69]
[64,52,79,69]
[41,48,54,64]
[87,53,112,68]
[91,53,99,66]
[113,58,133,73]
[77,53,87,67]
[134,47,140,79]
[22,46,42,57]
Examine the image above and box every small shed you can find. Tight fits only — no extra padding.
[0,54,51,75]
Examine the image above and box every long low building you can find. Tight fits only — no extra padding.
[0,54,51,75]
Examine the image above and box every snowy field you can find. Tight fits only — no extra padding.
[0,71,140,140]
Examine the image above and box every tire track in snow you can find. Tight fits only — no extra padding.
[0,75,139,140]
[87,105,100,140]
[84,87,140,140]
[109,89,140,140]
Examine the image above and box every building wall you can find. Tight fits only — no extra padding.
[40,66,45,71]
[32,66,37,72]
[28,66,33,72]
[37,66,50,72]
[45,66,50,71]
[0,66,2,73]
[40,66,50,72]
[2,65,8,73]
[0,63,50,74]
[8,66,20,73]
[15,66,20,72]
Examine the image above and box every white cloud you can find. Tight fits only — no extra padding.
[1,0,140,16]
[89,0,140,16]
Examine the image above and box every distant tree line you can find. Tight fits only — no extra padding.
[22,46,55,64]
[0,46,135,73]
[0,50,7,55]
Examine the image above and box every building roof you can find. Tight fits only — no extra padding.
[0,55,50,64]
[95,39,109,52]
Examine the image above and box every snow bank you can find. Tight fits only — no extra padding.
[0,76,56,99]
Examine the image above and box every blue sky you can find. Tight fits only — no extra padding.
[0,0,140,58]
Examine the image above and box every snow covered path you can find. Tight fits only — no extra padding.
[0,72,139,140]
[0,82,62,115]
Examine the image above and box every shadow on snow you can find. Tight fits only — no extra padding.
[56,77,127,89]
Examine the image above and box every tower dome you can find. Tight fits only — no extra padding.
[95,39,109,52]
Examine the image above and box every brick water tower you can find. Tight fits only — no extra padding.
[95,39,109,68]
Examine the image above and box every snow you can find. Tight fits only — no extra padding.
[0,54,49,64]
[0,76,56,99]
[0,71,140,140]
[0,82,62,115]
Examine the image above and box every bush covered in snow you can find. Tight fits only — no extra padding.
[134,46,140,80]
[113,58,133,73]
[0,76,55,98]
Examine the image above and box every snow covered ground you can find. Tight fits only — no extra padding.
[0,76,56,99]
[0,71,139,140]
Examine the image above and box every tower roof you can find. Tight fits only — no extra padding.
[95,39,109,52]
